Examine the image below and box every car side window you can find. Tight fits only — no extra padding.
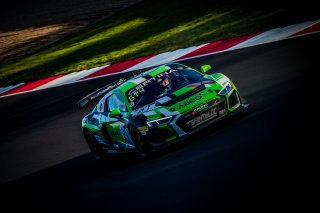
[106,93,127,112]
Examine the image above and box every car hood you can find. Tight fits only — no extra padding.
[131,79,223,118]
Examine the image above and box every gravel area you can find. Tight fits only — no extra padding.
[0,0,142,65]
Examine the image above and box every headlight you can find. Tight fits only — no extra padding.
[218,82,232,96]
[147,116,172,128]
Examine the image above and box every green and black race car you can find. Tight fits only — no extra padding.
[78,63,247,158]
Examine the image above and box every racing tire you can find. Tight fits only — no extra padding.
[83,129,107,160]
[129,126,151,158]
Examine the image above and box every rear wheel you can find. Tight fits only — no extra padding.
[83,129,107,160]
[129,126,150,158]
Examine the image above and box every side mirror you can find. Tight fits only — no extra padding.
[109,108,121,118]
[201,65,212,73]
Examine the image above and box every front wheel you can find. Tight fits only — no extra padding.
[129,126,151,158]
[83,129,107,160]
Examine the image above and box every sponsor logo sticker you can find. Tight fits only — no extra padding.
[187,108,218,128]
[192,103,209,115]
[178,91,205,109]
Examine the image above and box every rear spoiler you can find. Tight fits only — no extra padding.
[76,78,128,109]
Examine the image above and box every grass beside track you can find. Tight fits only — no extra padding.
[0,0,318,86]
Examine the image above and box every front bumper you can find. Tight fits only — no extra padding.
[145,90,248,150]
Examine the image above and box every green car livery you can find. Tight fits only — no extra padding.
[79,63,247,158]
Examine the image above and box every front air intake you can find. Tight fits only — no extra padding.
[228,91,240,108]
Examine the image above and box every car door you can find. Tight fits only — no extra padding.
[102,93,134,150]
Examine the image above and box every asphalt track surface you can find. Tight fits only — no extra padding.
[0,33,318,212]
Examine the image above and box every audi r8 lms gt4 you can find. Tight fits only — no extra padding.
[77,63,248,158]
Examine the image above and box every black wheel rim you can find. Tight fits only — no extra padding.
[86,132,99,156]
[131,127,147,156]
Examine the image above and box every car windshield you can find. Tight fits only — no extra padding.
[126,65,203,109]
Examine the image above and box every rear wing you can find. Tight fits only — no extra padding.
[76,78,128,109]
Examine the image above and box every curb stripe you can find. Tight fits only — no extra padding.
[36,65,110,89]
[229,20,320,50]
[1,75,64,96]
[0,83,25,95]
[228,28,282,50]
[261,21,319,42]
[124,44,207,72]
[80,55,155,80]
[290,22,320,37]
[177,32,261,60]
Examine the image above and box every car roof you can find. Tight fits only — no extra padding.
[115,64,172,93]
